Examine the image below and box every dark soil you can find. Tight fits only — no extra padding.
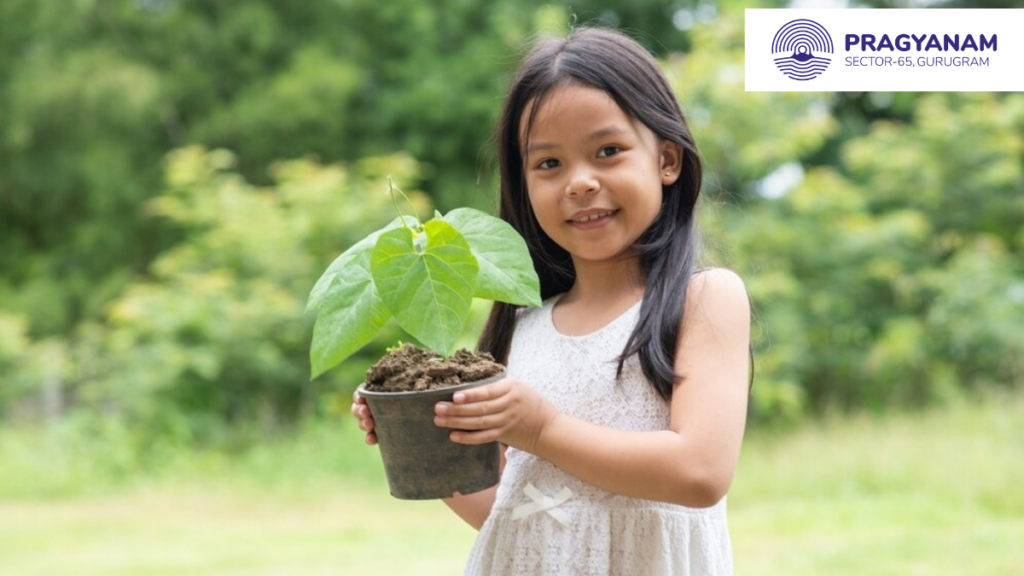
[362,343,505,392]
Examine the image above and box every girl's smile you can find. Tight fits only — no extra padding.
[567,208,620,229]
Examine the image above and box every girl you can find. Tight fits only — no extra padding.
[353,26,750,575]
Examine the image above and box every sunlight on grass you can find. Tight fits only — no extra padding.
[0,490,476,576]
[1,390,1021,575]
[731,390,1024,575]
[0,419,477,576]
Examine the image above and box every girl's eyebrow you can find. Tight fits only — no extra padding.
[525,125,630,154]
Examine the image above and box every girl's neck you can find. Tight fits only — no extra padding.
[562,253,645,306]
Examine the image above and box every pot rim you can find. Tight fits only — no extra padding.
[357,370,507,399]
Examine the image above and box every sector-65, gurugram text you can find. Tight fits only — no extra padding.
[844,33,995,67]
[846,55,990,67]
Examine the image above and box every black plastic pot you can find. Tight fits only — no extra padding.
[357,371,505,500]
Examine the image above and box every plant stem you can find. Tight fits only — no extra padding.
[387,176,422,232]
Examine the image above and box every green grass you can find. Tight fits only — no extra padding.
[1,390,1022,575]
[730,389,1024,575]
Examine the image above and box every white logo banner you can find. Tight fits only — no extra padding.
[745,9,1024,91]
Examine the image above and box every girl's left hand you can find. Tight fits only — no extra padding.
[434,376,558,453]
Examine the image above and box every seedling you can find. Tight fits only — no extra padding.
[307,178,541,379]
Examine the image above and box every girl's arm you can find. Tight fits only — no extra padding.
[442,486,497,530]
[441,444,505,530]
[433,268,750,508]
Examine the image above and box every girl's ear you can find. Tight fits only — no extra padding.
[659,141,684,186]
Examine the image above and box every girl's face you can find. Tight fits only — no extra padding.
[519,83,680,266]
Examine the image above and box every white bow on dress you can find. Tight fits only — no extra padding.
[511,482,573,527]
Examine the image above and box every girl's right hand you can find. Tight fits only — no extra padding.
[351,390,377,445]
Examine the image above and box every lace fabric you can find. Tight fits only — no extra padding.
[463,293,734,576]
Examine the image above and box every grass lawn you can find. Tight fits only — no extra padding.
[730,389,1024,575]
[2,390,1022,575]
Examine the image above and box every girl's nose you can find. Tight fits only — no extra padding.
[565,169,599,198]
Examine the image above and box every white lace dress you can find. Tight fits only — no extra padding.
[463,293,734,576]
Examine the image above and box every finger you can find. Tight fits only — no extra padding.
[452,377,514,405]
[435,413,500,431]
[365,431,377,445]
[449,429,499,445]
[446,382,514,418]
[439,393,511,418]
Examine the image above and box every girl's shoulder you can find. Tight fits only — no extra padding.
[691,266,742,281]
[688,266,745,303]
[682,267,750,329]
[690,266,745,290]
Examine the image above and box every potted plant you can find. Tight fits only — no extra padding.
[306,178,541,499]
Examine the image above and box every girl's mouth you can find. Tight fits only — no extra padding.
[567,209,619,229]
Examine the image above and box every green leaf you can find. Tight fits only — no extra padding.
[309,254,391,379]
[306,216,415,313]
[442,207,542,307]
[307,216,417,379]
[370,220,478,355]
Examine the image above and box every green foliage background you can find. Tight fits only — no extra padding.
[1,0,1021,454]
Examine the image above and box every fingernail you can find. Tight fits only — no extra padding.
[453,392,465,403]
[435,403,448,414]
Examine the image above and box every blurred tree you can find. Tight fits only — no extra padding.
[0,314,32,416]
[2,1,1020,434]
[1,0,741,337]
[38,148,430,441]
[664,17,1024,421]
[718,93,1024,420]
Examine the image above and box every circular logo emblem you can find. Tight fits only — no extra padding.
[772,19,833,81]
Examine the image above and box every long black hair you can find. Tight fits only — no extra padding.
[478,27,704,401]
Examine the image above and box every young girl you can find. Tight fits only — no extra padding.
[353,26,750,575]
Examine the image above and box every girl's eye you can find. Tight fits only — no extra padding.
[537,158,560,170]
[598,145,621,157]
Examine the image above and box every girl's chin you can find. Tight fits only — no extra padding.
[567,245,637,265]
